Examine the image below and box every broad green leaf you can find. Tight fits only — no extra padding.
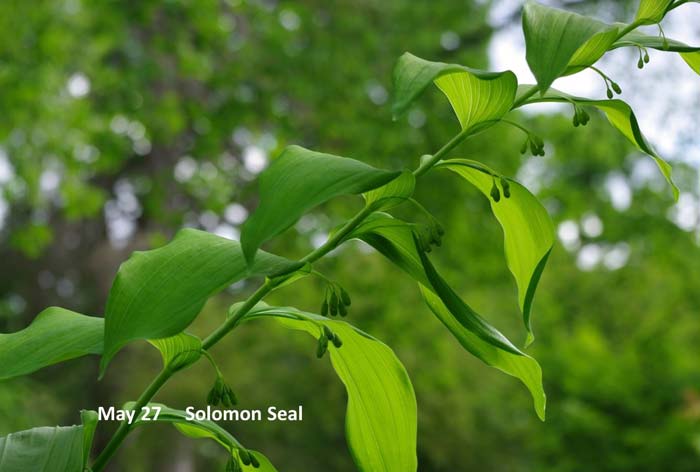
[241,303,417,472]
[635,0,674,24]
[517,85,679,199]
[523,1,620,93]
[436,160,554,344]
[149,332,202,371]
[364,169,416,211]
[126,402,276,471]
[346,215,546,420]
[240,145,399,264]
[0,307,103,381]
[0,411,98,472]
[101,228,301,377]
[392,53,517,132]
[682,52,700,74]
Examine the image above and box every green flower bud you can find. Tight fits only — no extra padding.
[338,302,348,317]
[339,287,352,306]
[316,334,329,358]
[580,110,590,125]
[323,325,334,340]
[520,140,528,154]
[500,177,511,198]
[221,384,238,408]
[332,333,343,348]
[329,291,339,317]
[637,58,644,69]
[320,299,329,317]
[489,181,501,202]
[572,112,580,127]
[207,377,224,406]
[250,453,260,468]
[611,82,622,95]
[606,88,613,99]
[643,51,650,63]
[238,448,252,466]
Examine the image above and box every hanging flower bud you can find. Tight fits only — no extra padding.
[572,111,580,127]
[580,109,590,126]
[520,139,528,155]
[606,87,613,99]
[643,51,650,64]
[500,177,511,199]
[323,325,334,340]
[339,287,352,306]
[329,291,339,317]
[332,333,343,348]
[610,81,622,95]
[221,383,238,408]
[238,449,252,466]
[320,298,329,317]
[249,453,260,468]
[207,377,224,407]
[338,302,348,317]
[316,334,329,358]
[490,180,501,202]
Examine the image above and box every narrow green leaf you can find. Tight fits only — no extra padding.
[517,85,679,199]
[392,52,517,132]
[612,31,700,76]
[0,307,103,381]
[101,228,301,377]
[149,332,202,371]
[635,0,674,24]
[126,402,277,472]
[364,169,416,211]
[241,303,418,472]
[241,145,399,263]
[0,412,98,472]
[613,31,700,53]
[523,1,620,93]
[436,160,554,344]
[346,215,546,419]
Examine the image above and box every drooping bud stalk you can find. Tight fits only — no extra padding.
[500,177,511,199]
[490,177,501,203]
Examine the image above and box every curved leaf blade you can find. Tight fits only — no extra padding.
[436,160,555,344]
[364,169,416,212]
[126,402,277,472]
[523,1,619,93]
[149,332,202,372]
[346,215,546,419]
[241,145,400,263]
[635,0,674,25]
[392,53,517,131]
[242,304,418,472]
[101,228,300,377]
[0,307,103,381]
[518,85,679,199]
[0,411,98,472]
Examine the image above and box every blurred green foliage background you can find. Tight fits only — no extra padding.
[1,0,699,470]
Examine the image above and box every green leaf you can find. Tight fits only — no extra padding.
[126,402,277,471]
[635,0,674,24]
[612,31,700,76]
[523,1,620,93]
[0,411,98,472]
[149,332,202,371]
[101,228,301,377]
[0,307,103,381]
[346,215,546,420]
[682,52,700,74]
[517,85,679,199]
[364,169,416,211]
[392,53,518,132]
[436,160,554,344]
[241,145,400,263]
[241,303,417,472]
